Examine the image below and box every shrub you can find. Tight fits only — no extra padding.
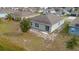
[66,37,78,49]
[20,18,31,32]
[62,23,69,34]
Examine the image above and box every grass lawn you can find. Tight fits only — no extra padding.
[0,35,24,51]
[0,21,18,33]
[0,21,47,51]
[0,21,25,50]
[0,21,63,51]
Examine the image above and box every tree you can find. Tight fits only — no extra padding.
[6,14,13,21]
[20,18,31,32]
[66,37,78,49]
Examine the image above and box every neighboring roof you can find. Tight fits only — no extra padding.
[69,18,79,26]
[63,7,73,11]
[72,18,79,24]
[70,8,79,14]
[12,11,38,18]
[31,14,61,25]
[28,7,41,13]
[0,7,39,18]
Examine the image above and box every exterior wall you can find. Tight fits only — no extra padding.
[31,20,64,33]
[31,20,51,32]
[50,20,64,32]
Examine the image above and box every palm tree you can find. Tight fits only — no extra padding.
[66,37,78,49]
[6,14,13,21]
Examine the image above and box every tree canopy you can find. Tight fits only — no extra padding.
[20,18,31,32]
[6,14,13,21]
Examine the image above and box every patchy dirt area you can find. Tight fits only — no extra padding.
[29,28,58,41]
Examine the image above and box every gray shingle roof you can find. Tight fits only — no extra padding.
[31,14,61,25]
[12,10,37,18]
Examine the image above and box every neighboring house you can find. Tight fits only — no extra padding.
[28,7,42,13]
[42,7,64,16]
[0,7,40,20]
[41,7,65,16]
[42,7,56,14]
[30,14,64,33]
[12,10,40,20]
[70,8,79,16]
[54,7,65,16]
[69,18,79,36]
[63,7,78,16]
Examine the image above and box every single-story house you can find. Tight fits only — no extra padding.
[69,18,79,36]
[30,14,65,33]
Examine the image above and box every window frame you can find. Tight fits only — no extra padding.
[35,23,39,28]
[45,25,49,31]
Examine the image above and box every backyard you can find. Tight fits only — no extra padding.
[0,21,43,50]
[0,20,79,51]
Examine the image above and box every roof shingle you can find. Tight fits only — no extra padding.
[31,14,61,25]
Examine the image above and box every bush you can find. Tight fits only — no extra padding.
[20,18,31,32]
[66,37,78,49]
[62,23,69,34]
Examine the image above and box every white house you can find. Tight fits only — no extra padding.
[30,14,64,33]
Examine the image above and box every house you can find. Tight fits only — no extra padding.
[42,7,56,14]
[69,18,79,36]
[12,9,40,20]
[70,8,79,16]
[28,7,43,13]
[41,7,64,16]
[30,14,64,33]
[63,7,78,16]
[54,7,65,16]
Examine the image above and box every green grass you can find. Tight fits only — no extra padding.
[0,21,25,50]
[0,36,25,51]
[0,21,14,32]
[0,21,45,51]
[0,23,10,33]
